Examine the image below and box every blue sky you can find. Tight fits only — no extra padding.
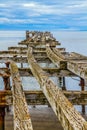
[0,0,87,31]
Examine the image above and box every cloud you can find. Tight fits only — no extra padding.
[0,3,8,7]
[0,0,87,30]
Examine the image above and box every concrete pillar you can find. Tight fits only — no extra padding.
[0,107,5,130]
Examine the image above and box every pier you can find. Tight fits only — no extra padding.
[0,31,87,130]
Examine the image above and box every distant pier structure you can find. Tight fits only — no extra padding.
[0,31,87,130]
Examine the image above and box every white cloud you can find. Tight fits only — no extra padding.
[21,1,87,16]
[0,0,87,30]
[0,18,10,23]
[0,3,8,7]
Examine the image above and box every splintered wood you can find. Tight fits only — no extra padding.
[27,47,87,130]
[0,31,87,130]
[10,61,33,130]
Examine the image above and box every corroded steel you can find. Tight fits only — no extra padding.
[10,61,33,130]
[27,47,87,130]
[0,107,5,130]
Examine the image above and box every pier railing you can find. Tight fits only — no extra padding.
[10,61,33,130]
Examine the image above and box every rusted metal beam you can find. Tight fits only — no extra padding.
[27,47,87,130]
[10,61,33,130]
[69,52,87,60]
[0,107,5,130]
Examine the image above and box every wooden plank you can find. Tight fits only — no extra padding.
[27,47,87,130]
[10,61,33,130]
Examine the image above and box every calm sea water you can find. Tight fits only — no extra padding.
[0,31,87,113]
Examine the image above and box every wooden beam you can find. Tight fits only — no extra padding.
[1,90,87,105]
[0,67,77,77]
[27,47,87,130]
[8,46,66,53]
[10,61,33,130]
[0,56,50,63]
[69,52,87,60]
[46,45,67,69]
[67,61,87,85]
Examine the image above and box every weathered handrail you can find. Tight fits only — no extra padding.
[46,45,67,69]
[27,47,87,130]
[10,61,33,130]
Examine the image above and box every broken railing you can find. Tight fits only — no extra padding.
[10,61,33,130]
[46,45,87,85]
[27,47,87,130]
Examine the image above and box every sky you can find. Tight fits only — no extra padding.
[0,0,87,31]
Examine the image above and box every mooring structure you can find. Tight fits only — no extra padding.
[0,31,87,130]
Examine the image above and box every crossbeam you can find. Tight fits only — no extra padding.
[27,47,87,130]
[1,90,87,106]
[0,67,76,77]
[0,56,50,63]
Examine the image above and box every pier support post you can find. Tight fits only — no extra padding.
[26,31,29,39]
[0,107,5,130]
[62,77,66,90]
[80,78,85,114]
[3,62,11,112]
[58,77,62,88]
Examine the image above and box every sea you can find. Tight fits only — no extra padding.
[0,31,87,113]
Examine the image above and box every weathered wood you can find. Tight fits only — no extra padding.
[1,90,87,106]
[67,61,87,85]
[8,46,65,51]
[27,47,87,130]
[0,67,77,77]
[46,45,67,69]
[52,48,66,60]
[10,61,33,130]
[0,107,5,130]
[45,45,87,85]
[0,92,7,106]
[0,56,50,63]
[70,52,87,60]
[18,31,60,47]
